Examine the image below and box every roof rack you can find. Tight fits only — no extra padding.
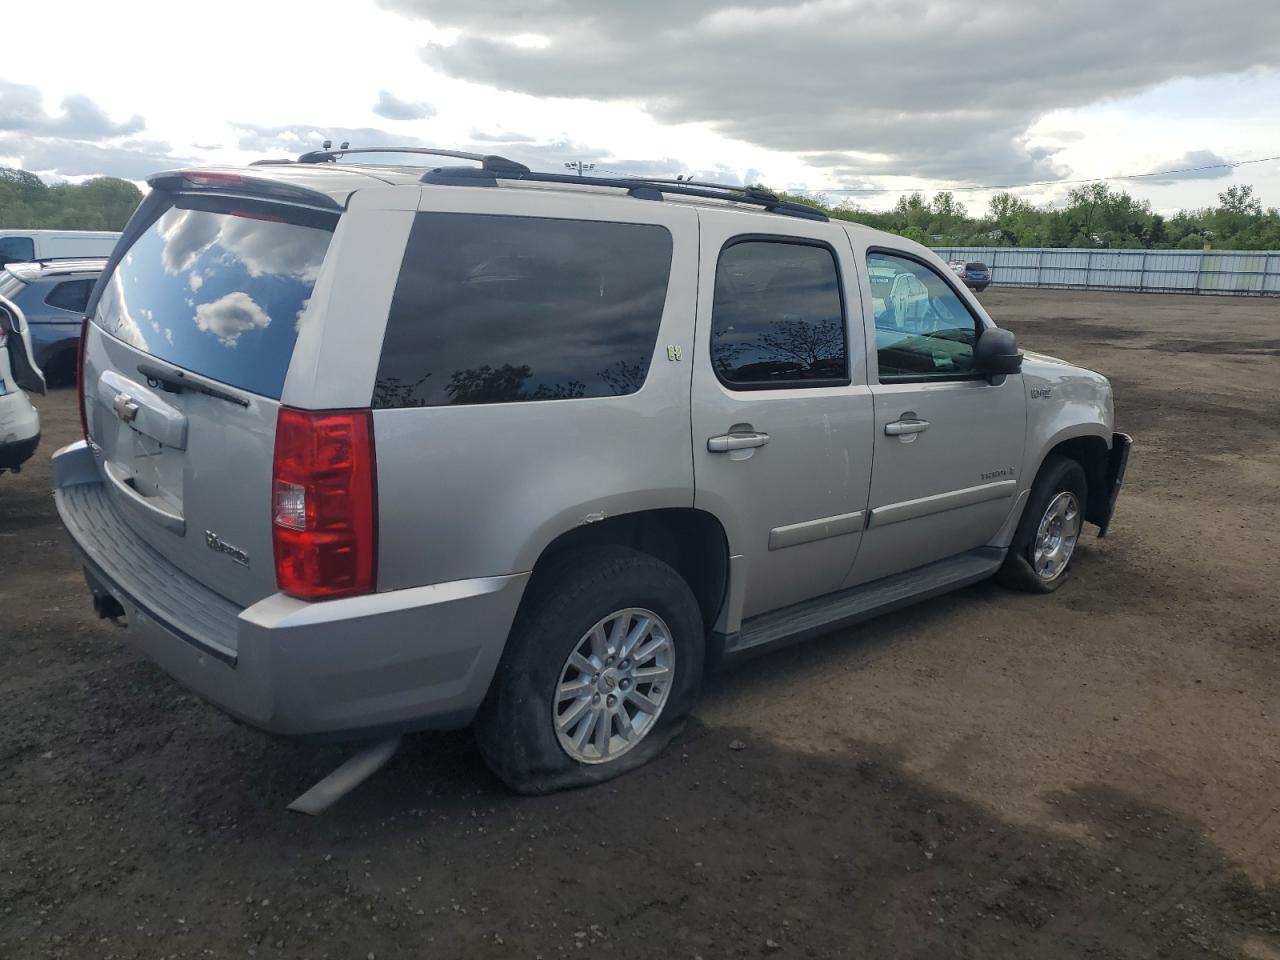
[294,145,531,175]
[285,145,828,222]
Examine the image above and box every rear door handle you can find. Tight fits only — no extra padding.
[885,418,930,436]
[708,431,770,452]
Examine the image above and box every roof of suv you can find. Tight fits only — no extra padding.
[154,147,862,231]
[152,148,925,249]
[5,258,108,281]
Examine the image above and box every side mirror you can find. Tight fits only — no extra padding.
[975,327,1022,380]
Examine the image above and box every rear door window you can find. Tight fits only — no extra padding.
[45,278,95,314]
[92,195,336,399]
[710,238,848,388]
[373,213,673,408]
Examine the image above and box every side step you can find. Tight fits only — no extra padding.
[723,547,1006,656]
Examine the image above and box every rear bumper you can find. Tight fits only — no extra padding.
[53,440,529,739]
[1095,432,1132,537]
[0,388,40,470]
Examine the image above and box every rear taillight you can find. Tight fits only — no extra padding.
[76,316,89,440]
[272,407,377,601]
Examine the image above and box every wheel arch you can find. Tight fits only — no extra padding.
[1035,430,1113,527]
[527,507,731,638]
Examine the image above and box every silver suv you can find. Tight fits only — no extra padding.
[53,149,1130,796]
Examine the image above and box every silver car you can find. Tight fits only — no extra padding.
[53,150,1129,797]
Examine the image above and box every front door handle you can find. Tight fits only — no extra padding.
[885,418,930,436]
[708,431,771,452]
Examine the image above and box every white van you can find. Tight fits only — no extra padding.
[0,230,120,267]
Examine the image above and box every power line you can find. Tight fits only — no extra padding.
[576,154,1280,201]
[811,154,1280,195]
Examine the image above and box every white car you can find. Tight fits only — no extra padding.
[0,229,120,268]
[0,295,45,474]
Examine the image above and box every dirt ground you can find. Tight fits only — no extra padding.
[1,288,1278,959]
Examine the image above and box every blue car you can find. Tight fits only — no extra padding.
[960,260,991,291]
[0,258,105,386]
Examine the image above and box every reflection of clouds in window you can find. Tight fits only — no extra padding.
[194,291,271,348]
[158,209,329,282]
[163,328,173,345]
[97,271,148,351]
[159,208,220,274]
[294,297,311,332]
[216,218,329,281]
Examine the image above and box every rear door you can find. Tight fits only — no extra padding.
[690,212,875,620]
[844,243,1025,586]
[83,187,342,606]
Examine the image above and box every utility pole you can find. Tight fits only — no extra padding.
[564,161,596,177]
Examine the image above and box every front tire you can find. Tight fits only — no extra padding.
[998,455,1087,593]
[474,546,704,794]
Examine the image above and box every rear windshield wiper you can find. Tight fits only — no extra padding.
[137,361,250,408]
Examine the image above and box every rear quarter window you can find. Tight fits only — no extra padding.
[373,213,673,408]
[45,278,95,314]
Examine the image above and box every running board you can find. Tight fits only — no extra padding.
[722,547,1006,656]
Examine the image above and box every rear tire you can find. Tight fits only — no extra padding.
[474,546,704,794]
[997,455,1088,593]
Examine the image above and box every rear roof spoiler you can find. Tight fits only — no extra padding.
[147,170,343,212]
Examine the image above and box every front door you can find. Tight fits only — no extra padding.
[691,213,875,621]
[844,246,1026,587]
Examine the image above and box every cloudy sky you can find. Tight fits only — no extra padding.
[2,0,1278,214]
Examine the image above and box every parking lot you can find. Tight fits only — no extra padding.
[1,287,1277,959]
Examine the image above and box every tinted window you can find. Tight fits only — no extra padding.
[966,262,988,271]
[869,252,981,382]
[92,195,336,399]
[711,240,847,388]
[373,213,673,408]
[45,279,94,313]
[0,236,35,267]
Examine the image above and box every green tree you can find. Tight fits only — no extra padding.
[0,168,142,231]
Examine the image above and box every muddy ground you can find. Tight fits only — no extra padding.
[1,288,1277,959]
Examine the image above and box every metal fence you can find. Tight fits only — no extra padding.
[931,247,1280,296]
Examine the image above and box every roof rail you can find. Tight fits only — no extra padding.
[430,168,828,222]
[282,143,827,221]
[295,145,530,175]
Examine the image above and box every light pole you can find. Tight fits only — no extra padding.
[564,161,596,177]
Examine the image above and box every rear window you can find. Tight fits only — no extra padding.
[373,213,673,408]
[966,262,988,271]
[92,195,336,399]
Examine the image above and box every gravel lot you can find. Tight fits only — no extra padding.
[2,288,1278,959]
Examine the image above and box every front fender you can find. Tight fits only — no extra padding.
[1020,352,1114,487]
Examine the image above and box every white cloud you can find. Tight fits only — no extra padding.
[1,0,1278,211]
[194,291,271,347]
[373,89,435,121]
